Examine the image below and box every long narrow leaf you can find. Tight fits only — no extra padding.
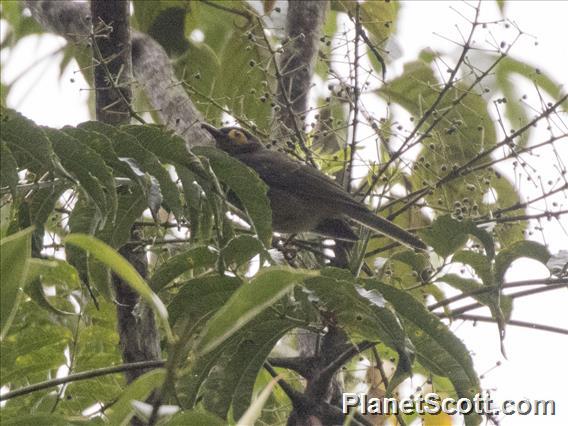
[0,227,32,338]
[64,233,172,341]
[196,268,308,355]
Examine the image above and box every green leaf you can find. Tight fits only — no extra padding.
[193,146,272,246]
[0,227,32,337]
[0,202,15,238]
[105,369,166,426]
[113,130,183,221]
[150,246,219,291]
[232,318,295,419]
[25,258,81,316]
[169,410,225,426]
[120,124,209,181]
[79,121,183,220]
[496,55,567,111]
[420,215,467,258]
[66,195,112,300]
[203,312,295,419]
[0,0,44,45]
[175,40,221,120]
[390,249,430,278]
[29,257,81,289]
[379,60,496,160]
[185,1,244,54]
[222,234,266,270]
[490,49,568,148]
[61,126,118,221]
[0,142,18,197]
[332,0,398,43]
[43,128,111,226]
[0,414,88,425]
[65,233,173,341]
[421,215,495,258]
[25,180,68,230]
[368,280,480,425]
[305,276,405,347]
[75,122,152,183]
[213,24,272,131]
[490,177,526,246]
[168,275,240,326]
[452,251,493,286]
[371,280,476,380]
[235,371,281,426]
[196,267,305,355]
[177,341,238,409]
[97,186,147,248]
[0,108,54,174]
[438,273,512,320]
[146,6,189,55]
[378,60,500,213]
[305,275,414,392]
[496,0,506,14]
[132,0,192,35]
[176,166,212,242]
[1,305,71,385]
[494,240,550,285]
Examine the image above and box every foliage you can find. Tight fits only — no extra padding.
[1,1,566,425]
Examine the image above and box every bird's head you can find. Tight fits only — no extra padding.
[201,123,263,155]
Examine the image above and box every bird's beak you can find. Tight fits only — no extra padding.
[201,123,221,139]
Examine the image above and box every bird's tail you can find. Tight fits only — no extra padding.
[349,207,427,250]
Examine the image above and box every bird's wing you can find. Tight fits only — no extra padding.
[238,150,363,211]
[238,150,427,250]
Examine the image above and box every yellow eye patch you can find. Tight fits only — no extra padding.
[227,129,248,145]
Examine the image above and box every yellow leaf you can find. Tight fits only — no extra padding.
[423,412,453,426]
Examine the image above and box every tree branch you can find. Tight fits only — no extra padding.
[84,4,163,401]
[22,0,212,147]
[445,314,568,335]
[0,360,165,401]
[428,278,568,311]
[90,1,132,124]
[275,0,328,135]
[441,282,568,317]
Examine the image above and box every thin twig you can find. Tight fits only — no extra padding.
[429,278,568,311]
[201,0,253,26]
[257,17,316,166]
[441,282,567,317]
[371,347,406,426]
[0,360,165,401]
[90,21,145,124]
[345,3,361,192]
[444,314,568,335]
[370,2,484,196]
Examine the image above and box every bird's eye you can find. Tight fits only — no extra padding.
[227,129,248,145]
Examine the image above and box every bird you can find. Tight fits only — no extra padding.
[201,124,427,251]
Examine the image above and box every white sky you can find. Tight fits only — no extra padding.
[1,1,567,425]
[397,3,568,426]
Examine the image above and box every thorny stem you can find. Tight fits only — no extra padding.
[90,29,145,124]
[345,3,361,192]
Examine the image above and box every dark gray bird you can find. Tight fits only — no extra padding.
[202,124,427,251]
